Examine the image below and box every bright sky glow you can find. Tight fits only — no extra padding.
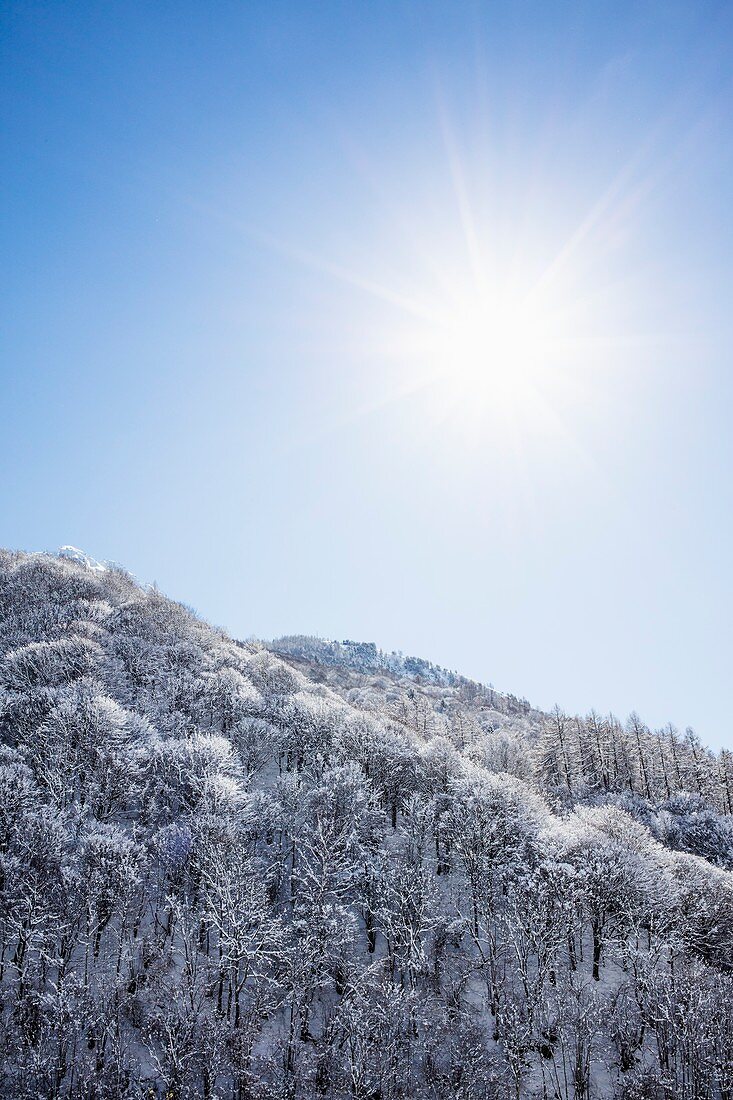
[430,294,555,392]
[2,2,733,746]
[389,268,588,431]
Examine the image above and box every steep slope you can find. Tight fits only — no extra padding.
[1,549,732,1099]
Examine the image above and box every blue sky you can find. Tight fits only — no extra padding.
[3,1,733,746]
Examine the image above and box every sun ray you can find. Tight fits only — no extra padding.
[435,90,488,292]
[183,93,702,474]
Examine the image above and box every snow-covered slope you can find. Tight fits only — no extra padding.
[1,548,732,1099]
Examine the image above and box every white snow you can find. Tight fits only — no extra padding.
[58,545,108,573]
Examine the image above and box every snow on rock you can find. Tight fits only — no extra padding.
[58,545,107,572]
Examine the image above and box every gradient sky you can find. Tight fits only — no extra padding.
[3,2,733,747]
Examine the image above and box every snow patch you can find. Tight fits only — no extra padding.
[58,545,107,573]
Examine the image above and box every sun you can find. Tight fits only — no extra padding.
[258,131,611,451]
[391,273,573,431]
[429,291,553,402]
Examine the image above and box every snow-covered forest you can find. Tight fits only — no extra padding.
[1,548,733,1099]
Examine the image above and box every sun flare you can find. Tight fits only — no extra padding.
[428,291,557,402]
[385,268,580,440]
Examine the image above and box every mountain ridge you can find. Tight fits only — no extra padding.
[1,547,732,1099]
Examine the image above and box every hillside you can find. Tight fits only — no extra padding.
[1,548,732,1099]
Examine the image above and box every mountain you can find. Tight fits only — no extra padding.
[1,548,732,1099]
